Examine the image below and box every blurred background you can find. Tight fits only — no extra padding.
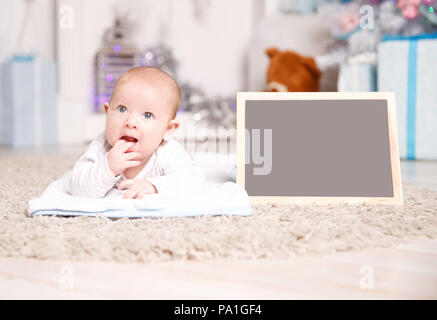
[0,0,436,162]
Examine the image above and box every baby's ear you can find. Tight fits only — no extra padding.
[164,119,180,140]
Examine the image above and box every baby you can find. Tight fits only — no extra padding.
[69,67,205,199]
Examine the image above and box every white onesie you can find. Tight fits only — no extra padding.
[69,131,205,199]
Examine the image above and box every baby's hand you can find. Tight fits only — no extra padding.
[107,140,142,177]
[118,178,158,199]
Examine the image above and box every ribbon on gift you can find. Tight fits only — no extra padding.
[382,32,437,160]
[407,39,417,161]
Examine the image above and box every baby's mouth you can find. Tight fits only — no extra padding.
[121,136,138,143]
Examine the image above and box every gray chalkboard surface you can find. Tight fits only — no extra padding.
[236,92,403,205]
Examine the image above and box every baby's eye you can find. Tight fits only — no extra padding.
[118,105,127,113]
[143,112,153,119]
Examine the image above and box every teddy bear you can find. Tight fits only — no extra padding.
[265,47,322,92]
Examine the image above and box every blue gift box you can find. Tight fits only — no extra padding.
[378,33,437,160]
[278,0,321,14]
[1,55,57,148]
[338,63,377,92]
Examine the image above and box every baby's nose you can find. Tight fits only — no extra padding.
[124,115,138,129]
[124,122,137,129]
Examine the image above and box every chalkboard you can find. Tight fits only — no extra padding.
[236,92,403,205]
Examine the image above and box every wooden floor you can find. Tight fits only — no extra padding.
[1,238,436,299]
[0,154,436,299]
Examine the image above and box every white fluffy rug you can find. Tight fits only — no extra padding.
[0,153,436,263]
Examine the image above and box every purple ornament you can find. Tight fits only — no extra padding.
[422,0,434,5]
[106,73,114,82]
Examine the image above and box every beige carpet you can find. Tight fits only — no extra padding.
[0,153,436,263]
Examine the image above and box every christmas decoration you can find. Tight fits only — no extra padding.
[93,5,235,128]
[378,33,437,159]
[94,12,142,113]
[142,44,178,80]
[316,0,437,68]
[179,83,236,129]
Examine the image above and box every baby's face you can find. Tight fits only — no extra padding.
[105,78,177,161]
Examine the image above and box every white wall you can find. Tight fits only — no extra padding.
[170,0,253,96]
[57,0,257,145]
[0,0,56,144]
[0,0,55,61]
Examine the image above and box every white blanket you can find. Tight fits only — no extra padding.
[27,171,252,218]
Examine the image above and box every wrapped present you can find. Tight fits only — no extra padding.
[378,33,437,160]
[1,55,57,148]
[338,63,377,92]
[278,0,321,14]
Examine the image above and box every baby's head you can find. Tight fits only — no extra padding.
[104,67,180,159]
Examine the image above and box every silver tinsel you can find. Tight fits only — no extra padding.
[142,44,178,80]
[141,46,236,128]
[180,83,236,129]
